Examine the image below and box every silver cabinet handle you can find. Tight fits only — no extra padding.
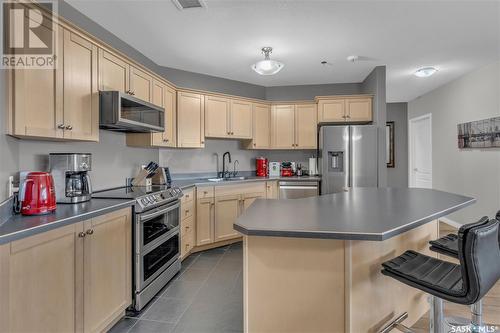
[78,232,86,238]
[86,229,94,235]
[58,124,65,129]
[65,125,73,130]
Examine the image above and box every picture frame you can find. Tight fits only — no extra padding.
[386,121,395,168]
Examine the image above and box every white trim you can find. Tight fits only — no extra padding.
[408,113,433,188]
[438,217,462,229]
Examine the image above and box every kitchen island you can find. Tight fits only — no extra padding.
[235,188,475,333]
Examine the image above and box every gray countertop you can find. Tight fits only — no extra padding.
[0,198,134,245]
[173,175,321,189]
[234,187,475,241]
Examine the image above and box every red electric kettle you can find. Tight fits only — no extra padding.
[20,172,57,215]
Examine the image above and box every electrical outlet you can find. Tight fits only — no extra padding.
[8,176,16,197]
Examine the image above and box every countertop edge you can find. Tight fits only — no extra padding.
[0,199,135,245]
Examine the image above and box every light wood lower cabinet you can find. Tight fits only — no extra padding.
[196,196,215,246]
[0,208,132,333]
[180,187,195,260]
[215,194,241,242]
[177,91,205,148]
[266,181,279,199]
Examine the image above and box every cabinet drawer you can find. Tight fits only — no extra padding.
[181,187,194,203]
[197,186,214,199]
[216,182,267,197]
[180,223,195,259]
[181,200,194,220]
[181,215,194,237]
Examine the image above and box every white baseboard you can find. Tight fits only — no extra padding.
[438,217,462,229]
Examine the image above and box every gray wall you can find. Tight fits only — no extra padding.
[387,103,408,188]
[408,60,500,224]
[159,139,315,175]
[265,83,361,101]
[17,131,158,193]
[361,66,387,187]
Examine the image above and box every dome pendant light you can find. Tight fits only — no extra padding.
[251,47,284,75]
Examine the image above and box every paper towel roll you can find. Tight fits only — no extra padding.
[308,158,317,176]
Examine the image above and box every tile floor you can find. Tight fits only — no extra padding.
[109,242,243,333]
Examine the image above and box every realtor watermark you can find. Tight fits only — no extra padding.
[450,325,499,333]
[1,0,58,69]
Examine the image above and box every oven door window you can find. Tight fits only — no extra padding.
[141,203,179,246]
[143,235,179,281]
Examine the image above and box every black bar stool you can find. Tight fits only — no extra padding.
[429,212,500,330]
[381,217,500,333]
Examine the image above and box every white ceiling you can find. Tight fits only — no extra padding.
[66,0,499,102]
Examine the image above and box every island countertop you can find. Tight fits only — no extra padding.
[234,187,475,241]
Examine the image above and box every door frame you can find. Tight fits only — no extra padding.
[408,113,432,188]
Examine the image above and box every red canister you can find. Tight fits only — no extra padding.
[256,157,268,177]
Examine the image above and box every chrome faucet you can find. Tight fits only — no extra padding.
[222,151,232,178]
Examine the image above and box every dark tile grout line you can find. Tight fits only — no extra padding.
[123,245,240,333]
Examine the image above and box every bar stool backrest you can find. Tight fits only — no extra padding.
[458,217,500,304]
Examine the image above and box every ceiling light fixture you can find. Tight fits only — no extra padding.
[251,47,284,75]
[414,67,438,78]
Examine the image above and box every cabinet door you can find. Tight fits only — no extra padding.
[295,104,317,149]
[251,103,271,149]
[318,99,345,123]
[266,181,279,199]
[177,92,205,148]
[130,66,153,102]
[242,192,266,211]
[162,85,177,147]
[205,95,230,138]
[0,223,84,333]
[196,197,215,246]
[98,49,129,93]
[151,80,167,146]
[180,217,195,260]
[11,18,63,139]
[346,98,372,122]
[215,194,241,242]
[83,208,131,333]
[230,99,252,139]
[63,30,99,141]
[272,104,295,149]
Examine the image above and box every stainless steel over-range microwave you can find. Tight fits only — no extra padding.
[99,91,165,133]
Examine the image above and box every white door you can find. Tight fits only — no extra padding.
[409,114,432,188]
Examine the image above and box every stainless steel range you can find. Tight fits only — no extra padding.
[93,185,183,311]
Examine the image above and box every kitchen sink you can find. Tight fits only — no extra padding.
[206,176,248,182]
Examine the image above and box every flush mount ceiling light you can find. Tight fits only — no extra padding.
[414,67,438,78]
[251,47,284,75]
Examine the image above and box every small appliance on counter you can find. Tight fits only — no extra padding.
[49,153,92,203]
[18,172,56,215]
[269,162,280,177]
[255,157,268,177]
[281,162,294,177]
[296,163,304,176]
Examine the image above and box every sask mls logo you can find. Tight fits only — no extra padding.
[2,1,57,69]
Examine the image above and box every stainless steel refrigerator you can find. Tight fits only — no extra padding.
[319,125,378,194]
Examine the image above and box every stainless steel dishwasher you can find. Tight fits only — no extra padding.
[279,181,319,199]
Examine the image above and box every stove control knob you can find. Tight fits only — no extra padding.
[141,198,148,205]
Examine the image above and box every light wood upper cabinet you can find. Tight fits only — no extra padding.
[152,79,165,108]
[271,103,316,149]
[83,209,131,333]
[130,66,153,102]
[10,20,63,139]
[162,85,177,147]
[215,194,241,242]
[98,49,129,93]
[0,223,83,333]
[317,96,372,123]
[346,98,372,122]
[295,104,317,149]
[177,91,205,148]
[317,99,345,123]
[246,103,271,149]
[62,30,99,141]
[196,197,215,246]
[272,104,296,149]
[230,99,252,139]
[205,95,230,138]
